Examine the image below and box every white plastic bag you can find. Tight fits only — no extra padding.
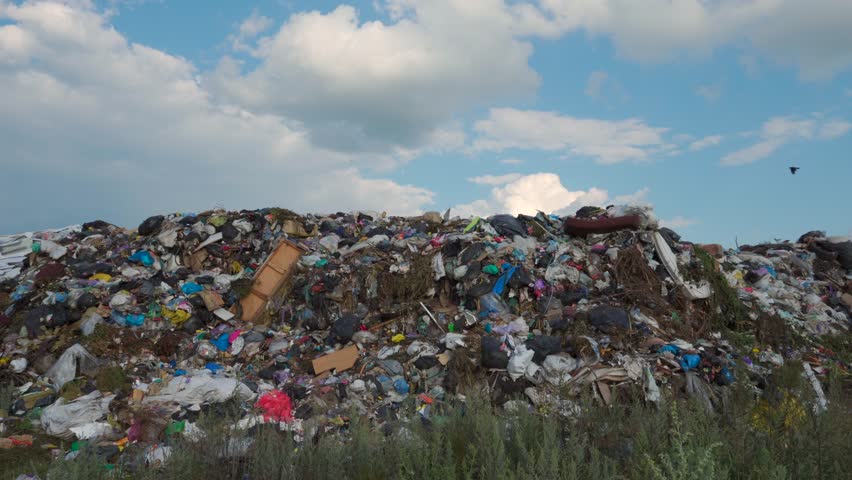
[432,252,446,280]
[80,309,103,336]
[507,346,535,381]
[45,344,99,389]
[319,234,340,253]
[545,264,580,284]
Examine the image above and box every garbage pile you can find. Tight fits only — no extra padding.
[0,205,849,469]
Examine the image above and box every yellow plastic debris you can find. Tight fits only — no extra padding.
[90,273,113,282]
[163,308,191,326]
[392,333,406,343]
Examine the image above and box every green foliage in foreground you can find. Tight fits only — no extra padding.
[7,368,851,480]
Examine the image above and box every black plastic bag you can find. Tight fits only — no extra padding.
[588,305,630,333]
[481,336,509,369]
[332,314,360,342]
[525,335,562,364]
[137,215,165,236]
[489,214,527,237]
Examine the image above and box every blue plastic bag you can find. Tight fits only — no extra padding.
[492,266,519,296]
[212,333,231,351]
[129,250,155,267]
[181,282,203,295]
[205,363,224,373]
[680,354,701,371]
[393,378,410,394]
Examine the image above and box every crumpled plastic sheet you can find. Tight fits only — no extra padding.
[142,374,255,406]
[542,355,580,386]
[70,422,113,440]
[41,391,115,438]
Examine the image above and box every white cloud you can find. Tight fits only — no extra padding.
[452,172,647,218]
[660,216,699,229]
[534,0,852,80]
[0,1,437,232]
[613,187,651,206]
[696,84,722,102]
[720,139,784,166]
[585,70,607,99]
[818,119,852,139]
[472,108,672,164]
[720,114,851,166]
[500,158,524,165]
[208,1,541,154]
[228,9,274,52]
[689,135,723,151]
[468,173,523,185]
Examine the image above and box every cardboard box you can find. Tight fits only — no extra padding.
[237,239,304,322]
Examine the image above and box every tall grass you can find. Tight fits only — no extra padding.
[12,367,852,480]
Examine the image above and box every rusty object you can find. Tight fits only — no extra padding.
[563,215,641,237]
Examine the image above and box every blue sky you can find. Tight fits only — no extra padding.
[1,0,850,245]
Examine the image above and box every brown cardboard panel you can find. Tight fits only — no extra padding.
[311,345,359,375]
[238,239,303,322]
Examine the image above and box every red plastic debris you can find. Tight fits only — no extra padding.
[254,391,293,423]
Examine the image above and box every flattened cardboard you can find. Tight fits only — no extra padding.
[312,345,359,375]
[198,290,224,311]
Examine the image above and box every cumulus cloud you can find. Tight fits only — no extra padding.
[660,216,699,229]
[452,172,646,218]
[613,187,651,206]
[471,108,673,164]
[721,115,851,166]
[228,9,273,52]
[689,135,723,151]
[208,1,541,154]
[0,1,436,233]
[533,0,852,80]
[468,173,523,185]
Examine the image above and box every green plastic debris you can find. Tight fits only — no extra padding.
[463,217,480,233]
[208,215,228,227]
[32,241,41,253]
[482,264,500,275]
[165,420,186,436]
[315,258,329,268]
[147,302,162,318]
[71,440,89,452]
[26,407,43,420]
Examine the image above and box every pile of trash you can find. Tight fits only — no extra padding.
[0,205,849,470]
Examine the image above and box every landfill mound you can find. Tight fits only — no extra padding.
[0,205,850,468]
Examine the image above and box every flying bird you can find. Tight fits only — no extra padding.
[789,166,800,175]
